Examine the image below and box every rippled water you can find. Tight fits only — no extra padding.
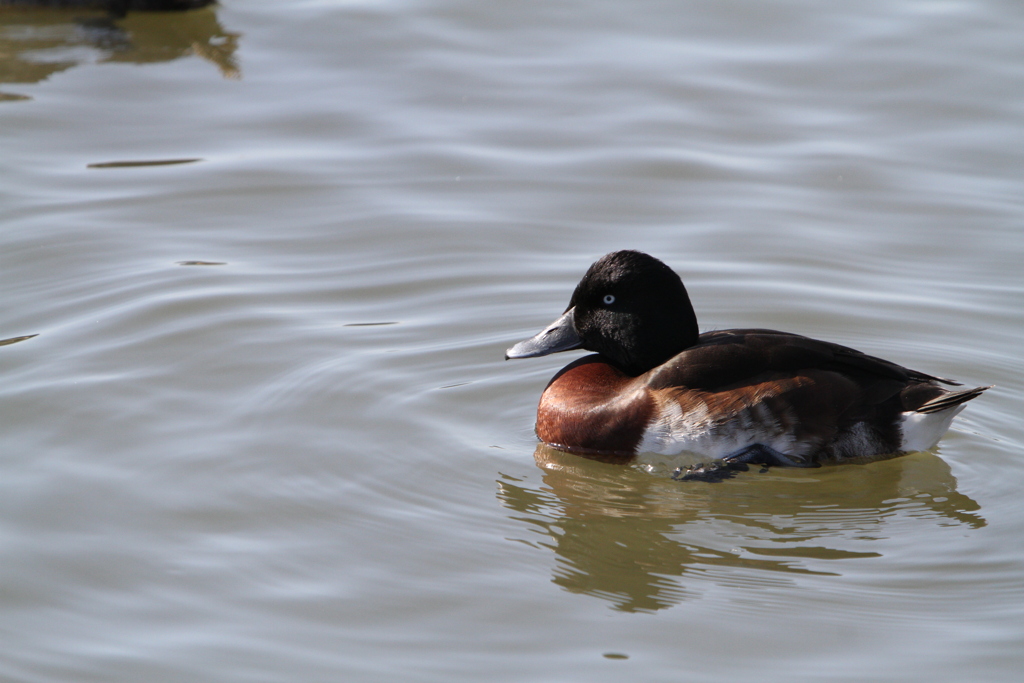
[2,1,1023,681]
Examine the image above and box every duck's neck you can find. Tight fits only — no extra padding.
[614,293,699,376]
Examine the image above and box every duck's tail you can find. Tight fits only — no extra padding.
[898,384,990,453]
[914,385,992,414]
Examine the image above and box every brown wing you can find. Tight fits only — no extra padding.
[647,329,954,391]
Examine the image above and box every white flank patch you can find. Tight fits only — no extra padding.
[635,397,798,461]
[636,400,709,456]
[900,405,966,452]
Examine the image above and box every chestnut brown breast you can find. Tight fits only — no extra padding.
[535,355,654,461]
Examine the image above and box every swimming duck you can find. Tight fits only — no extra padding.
[505,250,988,480]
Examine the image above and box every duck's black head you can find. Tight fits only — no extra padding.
[506,250,700,376]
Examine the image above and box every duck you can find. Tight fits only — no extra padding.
[505,250,989,481]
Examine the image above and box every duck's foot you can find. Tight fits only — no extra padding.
[672,460,748,483]
[672,444,818,482]
[722,443,820,469]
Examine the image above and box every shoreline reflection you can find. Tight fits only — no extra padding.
[497,444,984,613]
[0,5,239,96]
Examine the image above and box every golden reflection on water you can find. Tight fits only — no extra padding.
[0,5,239,94]
[497,444,984,613]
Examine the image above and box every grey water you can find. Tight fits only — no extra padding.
[2,1,1023,681]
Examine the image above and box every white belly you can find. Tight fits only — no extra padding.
[635,399,800,460]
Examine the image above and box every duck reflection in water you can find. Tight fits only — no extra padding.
[0,0,238,96]
[496,444,983,613]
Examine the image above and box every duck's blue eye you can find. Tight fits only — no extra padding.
[603,294,615,305]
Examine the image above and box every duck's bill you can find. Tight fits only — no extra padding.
[505,308,582,359]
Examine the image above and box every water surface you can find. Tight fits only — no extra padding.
[2,1,1023,681]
